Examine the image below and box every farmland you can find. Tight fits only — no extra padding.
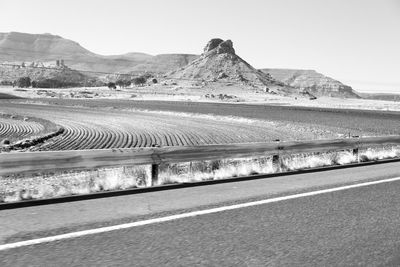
[0,117,43,139]
[1,98,399,202]
[0,99,399,152]
[0,101,311,151]
[0,112,58,145]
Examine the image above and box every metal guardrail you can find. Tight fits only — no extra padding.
[2,157,400,210]
[1,136,400,184]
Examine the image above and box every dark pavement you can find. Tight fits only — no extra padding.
[1,163,400,266]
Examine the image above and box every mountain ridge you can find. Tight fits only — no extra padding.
[0,32,363,98]
[261,68,360,98]
[0,32,196,74]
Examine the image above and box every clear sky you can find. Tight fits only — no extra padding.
[1,0,399,93]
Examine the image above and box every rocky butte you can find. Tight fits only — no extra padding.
[167,38,296,95]
[168,38,364,98]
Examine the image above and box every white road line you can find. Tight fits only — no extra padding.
[1,176,400,251]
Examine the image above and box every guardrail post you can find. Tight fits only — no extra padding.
[352,136,360,163]
[272,155,280,172]
[352,148,359,162]
[272,139,282,172]
[151,164,159,186]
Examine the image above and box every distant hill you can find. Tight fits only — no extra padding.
[0,32,197,74]
[358,92,400,102]
[108,52,154,61]
[261,69,360,98]
[0,32,94,59]
[129,54,198,73]
[167,38,295,94]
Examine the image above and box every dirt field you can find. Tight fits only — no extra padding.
[24,98,400,134]
[1,85,400,111]
[0,98,399,152]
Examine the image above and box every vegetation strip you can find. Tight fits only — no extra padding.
[1,157,399,210]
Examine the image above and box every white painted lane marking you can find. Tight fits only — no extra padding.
[1,176,400,251]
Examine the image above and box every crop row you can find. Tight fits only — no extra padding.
[39,119,274,151]
[0,118,44,140]
[0,103,320,151]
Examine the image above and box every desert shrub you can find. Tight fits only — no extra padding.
[107,82,117,89]
[84,78,103,87]
[0,80,13,86]
[123,80,131,87]
[210,160,222,171]
[115,79,131,88]
[115,80,123,88]
[16,77,31,88]
[1,139,10,145]
[33,78,80,88]
[132,76,147,86]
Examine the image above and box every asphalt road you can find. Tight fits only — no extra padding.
[1,162,400,266]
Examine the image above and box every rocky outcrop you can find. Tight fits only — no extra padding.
[204,39,235,55]
[167,38,293,94]
[204,38,224,53]
[216,40,235,54]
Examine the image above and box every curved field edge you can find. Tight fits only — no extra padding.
[0,93,21,99]
[1,146,399,203]
[0,103,345,152]
[1,101,397,152]
[0,113,63,152]
[10,99,400,137]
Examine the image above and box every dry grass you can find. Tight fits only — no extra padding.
[0,166,149,203]
[1,146,399,203]
[158,157,274,185]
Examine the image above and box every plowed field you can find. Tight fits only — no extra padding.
[0,99,398,151]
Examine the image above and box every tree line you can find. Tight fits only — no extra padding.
[2,75,157,89]
[9,77,87,88]
[107,75,157,89]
